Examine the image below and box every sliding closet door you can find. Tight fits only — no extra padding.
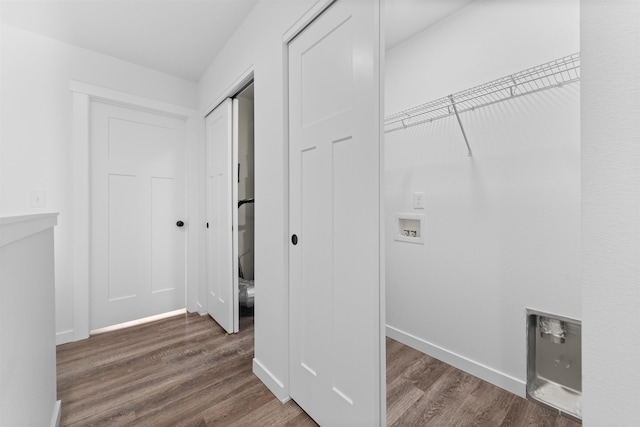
[288,0,384,425]
[205,98,238,333]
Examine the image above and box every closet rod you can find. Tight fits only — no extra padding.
[385,52,581,135]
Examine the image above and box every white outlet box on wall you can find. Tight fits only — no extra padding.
[413,192,425,209]
[394,213,425,244]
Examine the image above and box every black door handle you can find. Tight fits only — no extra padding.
[291,234,298,245]
[176,221,185,227]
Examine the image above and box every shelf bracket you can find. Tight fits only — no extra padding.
[448,95,473,157]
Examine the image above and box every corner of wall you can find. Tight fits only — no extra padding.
[581,0,640,424]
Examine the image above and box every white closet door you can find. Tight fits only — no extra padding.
[206,98,238,333]
[288,0,383,425]
[91,101,186,330]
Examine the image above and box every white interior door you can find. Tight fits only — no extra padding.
[91,101,186,330]
[205,98,239,333]
[288,0,383,425]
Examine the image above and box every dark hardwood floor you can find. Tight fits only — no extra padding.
[57,313,579,426]
[385,338,580,427]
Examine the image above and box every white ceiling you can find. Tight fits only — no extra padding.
[1,0,475,82]
[385,0,476,50]
[0,0,260,82]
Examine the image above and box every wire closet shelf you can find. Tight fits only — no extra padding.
[384,52,581,135]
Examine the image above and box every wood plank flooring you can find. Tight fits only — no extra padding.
[385,338,580,427]
[57,313,580,426]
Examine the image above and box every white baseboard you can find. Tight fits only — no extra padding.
[50,400,61,427]
[196,302,206,316]
[56,330,74,345]
[253,358,290,403]
[386,325,525,397]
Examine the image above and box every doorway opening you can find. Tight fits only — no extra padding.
[235,83,255,322]
[204,79,254,334]
[383,0,580,423]
[89,99,188,333]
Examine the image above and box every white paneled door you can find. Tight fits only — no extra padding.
[91,101,186,330]
[288,0,384,425]
[205,98,239,334]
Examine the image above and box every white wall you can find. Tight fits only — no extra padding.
[0,24,198,343]
[385,0,580,116]
[581,0,640,424]
[198,0,315,401]
[384,0,580,395]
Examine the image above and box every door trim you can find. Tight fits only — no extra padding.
[232,98,240,332]
[70,81,198,118]
[202,66,254,118]
[201,72,255,336]
[282,0,336,43]
[69,80,199,343]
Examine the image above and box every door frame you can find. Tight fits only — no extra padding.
[201,67,254,117]
[201,68,254,331]
[283,0,386,422]
[69,80,200,343]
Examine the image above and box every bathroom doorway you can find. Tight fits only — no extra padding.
[205,80,254,333]
[235,83,255,322]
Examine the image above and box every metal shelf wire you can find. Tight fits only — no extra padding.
[384,52,581,139]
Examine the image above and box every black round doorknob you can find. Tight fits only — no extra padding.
[176,221,185,227]
[291,234,298,245]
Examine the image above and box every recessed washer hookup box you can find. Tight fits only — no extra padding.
[526,309,582,423]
